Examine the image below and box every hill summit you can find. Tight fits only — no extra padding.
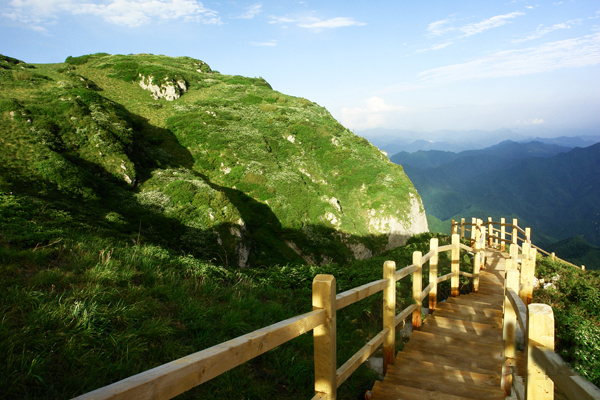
[0,53,427,267]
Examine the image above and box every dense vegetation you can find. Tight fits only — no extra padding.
[534,256,600,386]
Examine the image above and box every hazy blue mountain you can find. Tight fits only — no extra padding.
[391,140,570,169]
[517,135,600,148]
[546,236,600,270]
[398,142,600,249]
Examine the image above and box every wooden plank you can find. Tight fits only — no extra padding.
[421,249,435,264]
[311,393,327,400]
[438,244,454,253]
[429,238,439,311]
[420,316,503,343]
[531,346,600,400]
[506,288,526,333]
[451,234,460,297]
[433,309,503,327]
[386,366,504,399]
[397,348,502,376]
[434,302,503,318]
[335,278,387,310]
[420,282,433,302]
[394,264,418,282]
[407,331,503,359]
[438,272,453,283]
[446,296,503,310]
[459,271,474,278]
[382,260,396,375]
[412,251,423,330]
[370,383,479,400]
[313,275,336,400]
[460,243,473,252]
[527,304,554,400]
[336,328,387,388]
[395,304,418,327]
[72,309,327,400]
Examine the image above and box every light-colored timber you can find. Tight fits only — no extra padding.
[370,249,507,400]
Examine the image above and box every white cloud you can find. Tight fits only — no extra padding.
[512,22,570,43]
[340,97,406,130]
[418,33,600,84]
[427,19,455,36]
[459,11,525,37]
[268,16,295,24]
[416,41,453,53]
[250,40,276,47]
[3,0,221,28]
[234,3,261,19]
[298,17,366,29]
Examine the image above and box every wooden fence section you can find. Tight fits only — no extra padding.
[72,217,600,400]
[452,218,585,270]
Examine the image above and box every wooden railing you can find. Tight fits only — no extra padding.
[72,234,478,400]
[502,254,600,400]
[452,217,586,270]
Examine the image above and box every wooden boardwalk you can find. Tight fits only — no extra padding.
[371,249,509,400]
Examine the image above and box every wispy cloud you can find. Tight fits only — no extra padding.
[416,41,453,53]
[459,12,525,36]
[340,97,406,130]
[512,22,571,43]
[268,15,366,30]
[418,33,600,84]
[298,17,366,29]
[427,12,525,38]
[2,0,221,29]
[250,39,277,46]
[234,3,261,19]
[427,18,455,36]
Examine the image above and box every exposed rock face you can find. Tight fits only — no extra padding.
[368,195,429,250]
[139,75,187,101]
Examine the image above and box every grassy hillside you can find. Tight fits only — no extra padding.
[0,52,430,399]
[0,53,427,269]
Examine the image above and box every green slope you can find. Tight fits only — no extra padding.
[0,53,427,268]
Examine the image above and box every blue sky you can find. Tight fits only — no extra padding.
[2,0,600,137]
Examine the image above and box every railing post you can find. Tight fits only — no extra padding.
[471,217,477,244]
[526,227,531,244]
[510,243,518,261]
[412,251,423,330]
[550,252,555,261]
[451,219,456,234]
[451,234,460,297]
[512,218,518,245]
[520,242,533,306]
[383,261,396,376]
[460,218,465,238]
[473,240,481,293]
[501,218,506,252]
[313,274,337,400]
[429,238,439,311]
[526,304,554,400]
[488,217,494,247]
[502,264,519,395]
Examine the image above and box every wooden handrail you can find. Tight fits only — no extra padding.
[336,328,388,388]
[531,346,600,400]
[336,279,388,310]
[506,287,526,333]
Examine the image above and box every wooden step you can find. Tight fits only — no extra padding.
[382,365,504,399]
[446,296,503,310]
[386,366,504,399]
[371,382,483,400]
[405,331,503,361]
[420,322,502,345]
[424,315,502,336]
[400,344,503,374]
[388,357,501,387]
[432,309,503,327]
[434,301,503,318]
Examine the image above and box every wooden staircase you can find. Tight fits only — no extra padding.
[370,249,508,400]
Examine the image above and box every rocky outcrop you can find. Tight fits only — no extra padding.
[139,74,187,101]
[368,194,429,250]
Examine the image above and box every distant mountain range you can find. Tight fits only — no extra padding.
[357,127,600,154]
[390,140,600,269]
